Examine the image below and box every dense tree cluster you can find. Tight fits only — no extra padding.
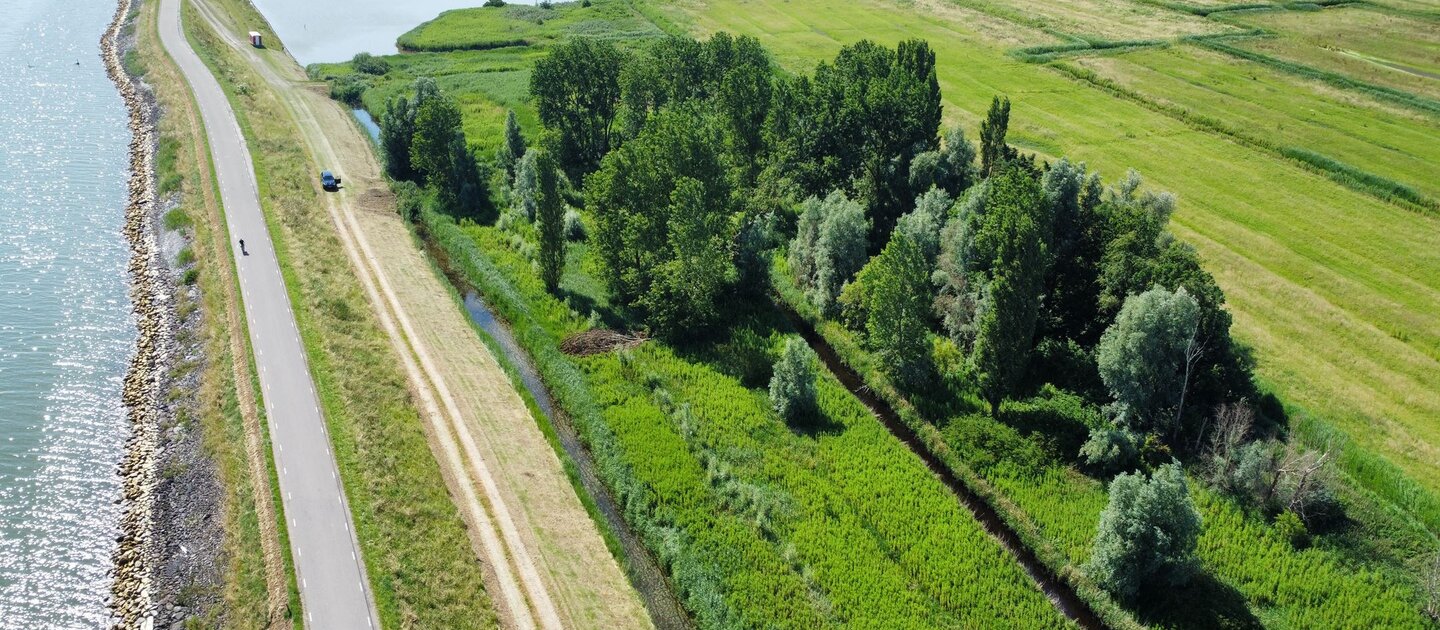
[380,78,491,219]
[585,105,740,335]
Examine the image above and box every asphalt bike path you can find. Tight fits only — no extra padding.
[156,0,379,626]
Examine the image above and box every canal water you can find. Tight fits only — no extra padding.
[249,0,533,65]
[0,0,137,626]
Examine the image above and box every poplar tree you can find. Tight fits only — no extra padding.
[536,151,565,292]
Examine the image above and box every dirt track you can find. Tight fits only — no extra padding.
[187,1,652,627]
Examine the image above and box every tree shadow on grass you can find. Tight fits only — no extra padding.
[1133,572,1261,630]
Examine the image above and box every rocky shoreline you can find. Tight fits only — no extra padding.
[103,0,223,627]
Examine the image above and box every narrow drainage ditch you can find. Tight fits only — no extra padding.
[778,302,1107,630]
[421,234,694,630]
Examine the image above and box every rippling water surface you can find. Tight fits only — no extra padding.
[0,0,135,626]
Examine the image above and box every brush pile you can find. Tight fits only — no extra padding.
[560,329,647,356]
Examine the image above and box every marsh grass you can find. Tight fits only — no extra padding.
[397,0,665,52]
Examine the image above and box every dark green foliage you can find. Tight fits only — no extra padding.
[1095,175,1253,431]
[393,179,425,223]
[329,74,367,106]
[531,38,625,180]
[536,151,565,292]
[1080,427,1140,475]
[769,337,818,423]
[380,94,416,181]
[1086,463,1202,602]
[766,39,942,243]
[1274,510,1309,550]
[411,93,465,183]
[790,191,870,317]
[379,77,440,182]
[908,126,977,198]
[496,110,526,179]
[980,96,1015,176]
[585,106,738,336]
[484,0,505,7]
[1038,159,1106,345]
[617,33,774,180]
[970,166,1049,413]
[351,52,390,75]
[855,233,933,390]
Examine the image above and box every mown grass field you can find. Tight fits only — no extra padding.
[1220,6,1440,101]
[184,0,500,625]
[1069,44,1440,200]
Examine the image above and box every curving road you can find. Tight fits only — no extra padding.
[156,0,379,627]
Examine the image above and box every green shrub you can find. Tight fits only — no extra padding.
[175,246,196,267]
[163,208,192,231]
[1273,510,1309,549]
[181,268,199,285]
[1085,463,1201,602]
[351,52,390,75]
[769,337,818,423]
[1080,427,1139,476]
[329,74,368,106]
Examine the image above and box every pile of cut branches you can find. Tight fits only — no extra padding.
[560,328,647,356]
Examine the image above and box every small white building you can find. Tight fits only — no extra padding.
[249,31,263,47]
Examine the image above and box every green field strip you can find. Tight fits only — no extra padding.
[1054,45,1440,209]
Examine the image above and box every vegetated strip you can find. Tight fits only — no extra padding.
[776,300,1105,630]
[1290,401,1440,536]
[1048,58,1438,214]
[420,230,694,630]
[397,38,531,53]
[1008,28,1267,64]
[420,210,707,626]
[772,267,1145,630]
[1194,38,1440,117]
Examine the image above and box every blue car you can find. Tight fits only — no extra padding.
[320,170,341,191]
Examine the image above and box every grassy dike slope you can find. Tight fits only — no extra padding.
[179,1,498,626]
[131,0,297,623]
[645,0,1440,528]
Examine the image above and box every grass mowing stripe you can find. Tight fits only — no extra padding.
[1194,38,1440,116]
[1048,58,1438,213]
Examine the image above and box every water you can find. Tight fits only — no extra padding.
[352,108,380,144]
[250,0,534,66]
[0,0,136,626]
